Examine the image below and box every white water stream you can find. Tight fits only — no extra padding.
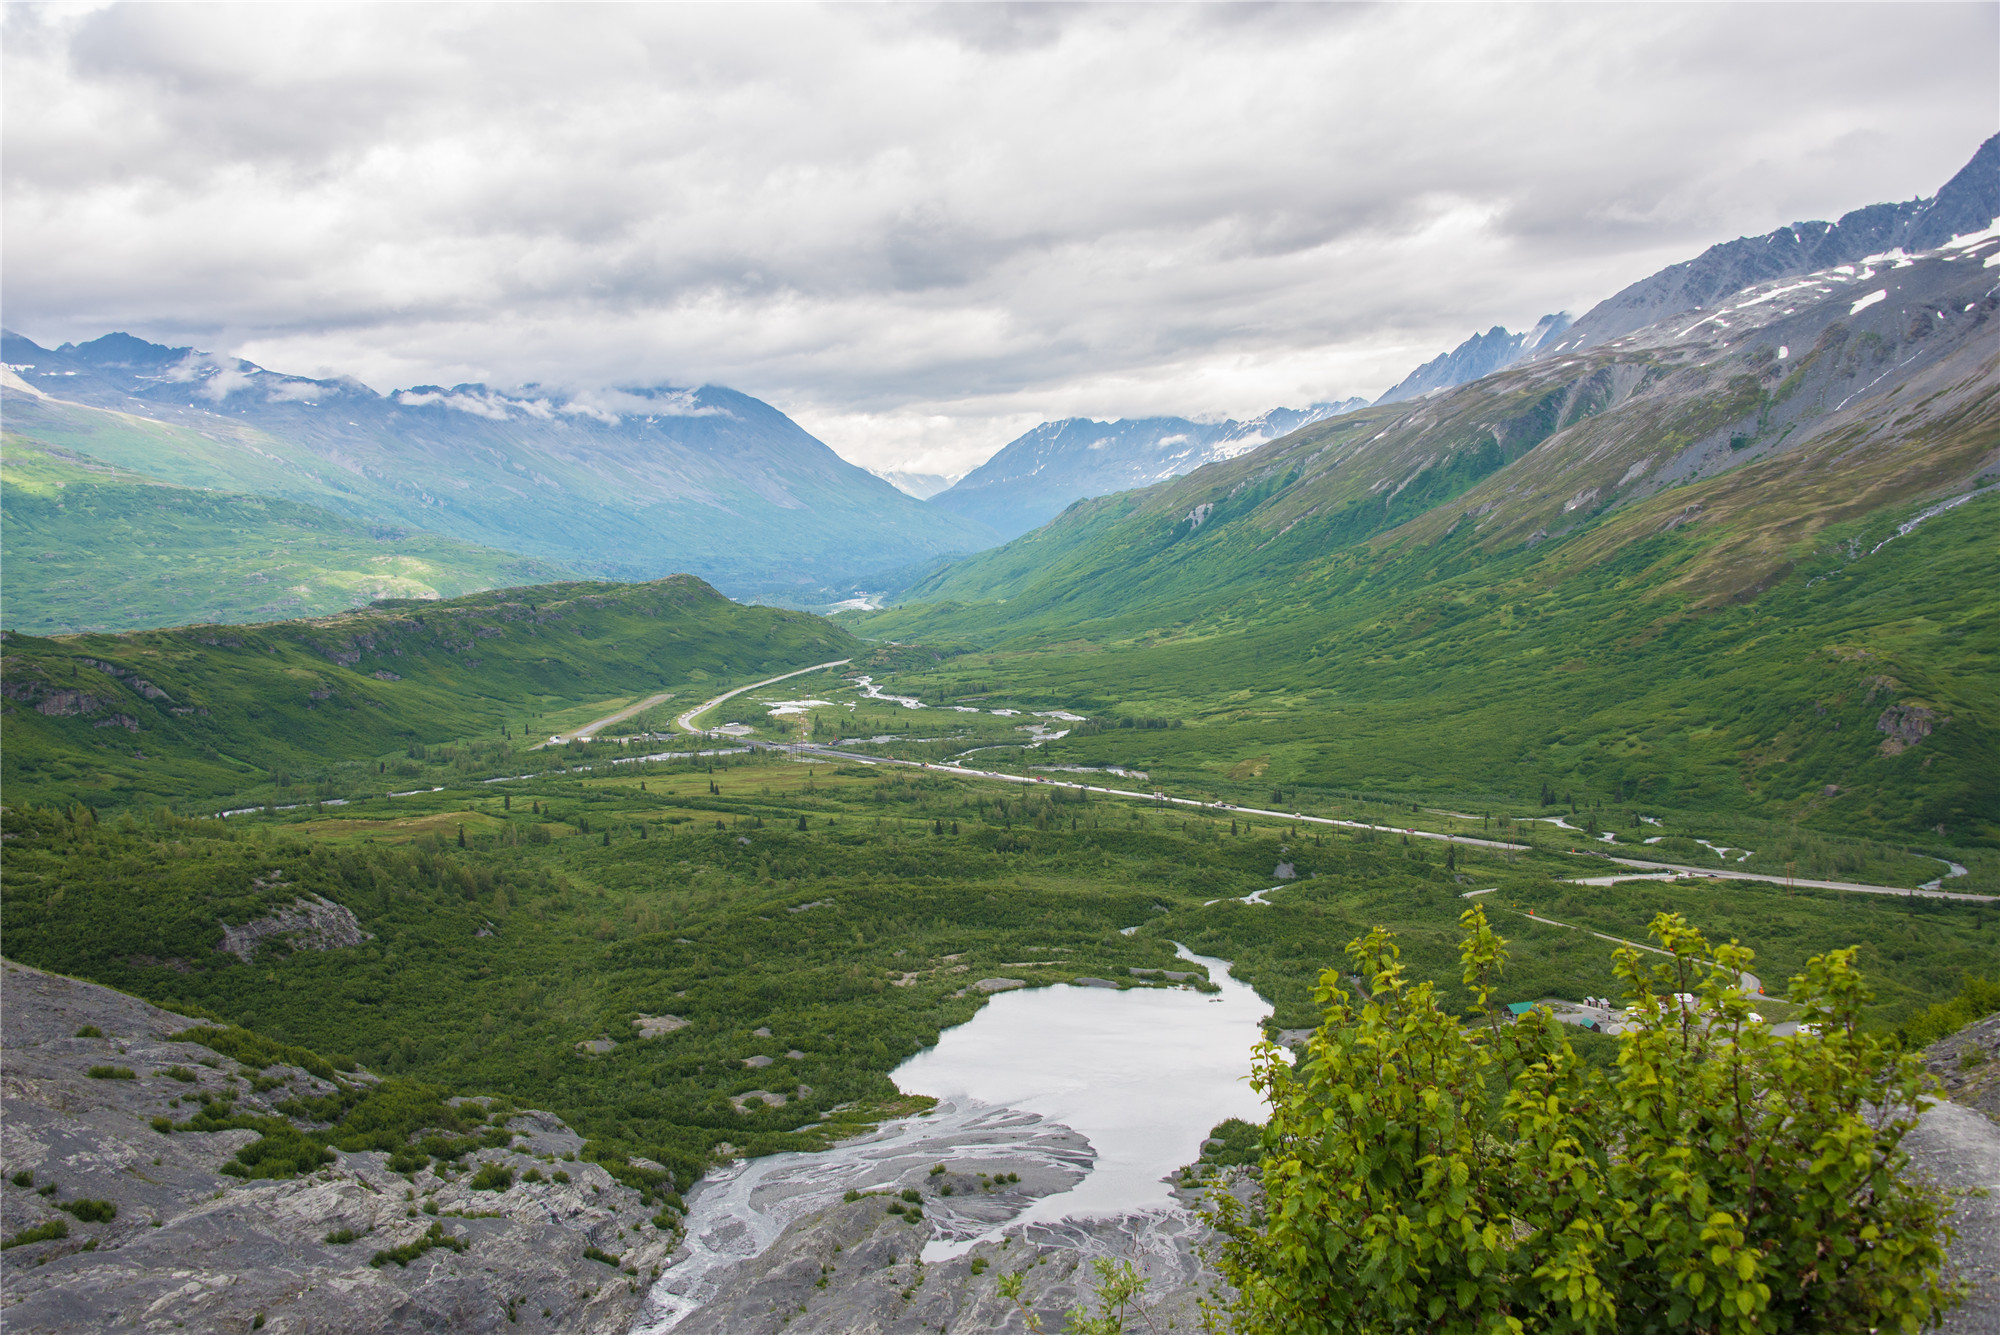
[632,946,1270,1331]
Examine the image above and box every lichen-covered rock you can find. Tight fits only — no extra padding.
[0,961,671,1334]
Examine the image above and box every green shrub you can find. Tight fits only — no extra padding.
[159,1066,199,1083]
[1903,975,2000,1049]
[1209,908,1963,1334]
[1196,1117,1263,1169]
[85,1065,135,1080]
[468,1163,513,1192]
[74,1025,103,1038]
[172,1025,336,1081]
[325,1228,358,1244]
[220,1124,335,1180]
[370,1222,467,1267]
[58,1199,116,1223]
[385,1147,429,1175]
[1,1219,68,1249]
[582,1245,621,1266]
[10,1171,32,1187]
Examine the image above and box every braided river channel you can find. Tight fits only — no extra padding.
[634,946,1271,1331]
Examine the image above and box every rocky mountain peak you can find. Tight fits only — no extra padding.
[1542,132,2000,357]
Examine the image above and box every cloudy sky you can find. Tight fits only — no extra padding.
[5,3,1994,477]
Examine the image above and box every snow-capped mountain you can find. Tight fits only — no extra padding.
[1540,132,1999,357]
[927,400,1367,540]
[1373,313,1573,405]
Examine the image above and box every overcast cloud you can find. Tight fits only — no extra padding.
[4,3,1994,475]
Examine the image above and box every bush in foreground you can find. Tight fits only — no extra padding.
[1209,906,1963,1334]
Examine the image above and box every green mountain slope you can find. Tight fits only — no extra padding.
[855,244,2000,841]
[2,436,574,634]
[0,577,858,809]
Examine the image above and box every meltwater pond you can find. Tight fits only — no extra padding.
[633,947,1270,1331]
[895,946,1269,1245]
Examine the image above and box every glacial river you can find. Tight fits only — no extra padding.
[633,946,1271,1331]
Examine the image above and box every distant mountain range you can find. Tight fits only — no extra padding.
[6,134,1991,636]
[926,402,1366,540]
[0,333,997,605]
[923,133,1998,548]
[888,228,2000,625]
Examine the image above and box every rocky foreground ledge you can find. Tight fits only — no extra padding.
[0,961,672,1334]
[5,956,1996,1334]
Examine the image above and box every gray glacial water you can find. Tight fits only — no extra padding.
[632,946,1270,1331]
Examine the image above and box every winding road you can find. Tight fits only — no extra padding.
[532,658,853,751]
[674,659,854,733]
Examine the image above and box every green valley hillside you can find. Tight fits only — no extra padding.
[858,241,2000,842]
[2,436,574,634]
[1,577,858,809]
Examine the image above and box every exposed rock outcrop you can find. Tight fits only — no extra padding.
[1878,703,1945,756]
[1925,1011,2000,1122]
[0,961,672,1334]
[664,1170,1240,1335]
[216,890,372,962]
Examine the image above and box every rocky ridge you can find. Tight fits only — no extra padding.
[0,961,673,1334]
[1372,313,1572,405]
[1543,132,1999,356]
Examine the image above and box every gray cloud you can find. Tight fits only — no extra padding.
[4,3,1993,474]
